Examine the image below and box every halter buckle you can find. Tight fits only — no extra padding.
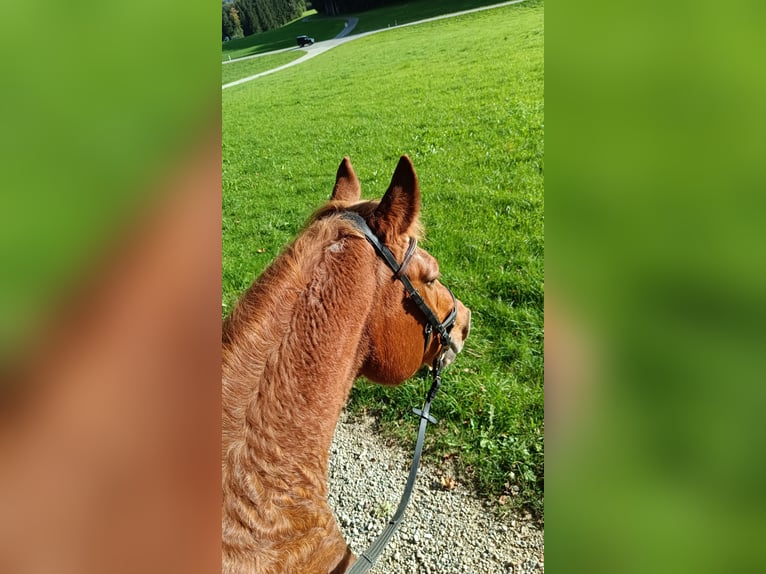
[423,323,433,354]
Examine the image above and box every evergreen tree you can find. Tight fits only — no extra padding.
[312,0,389,15]
[228,6,244,38]
[253,0,277,32]
[233,0,260,36]
[224,0,309,39]
[222,6,234,39]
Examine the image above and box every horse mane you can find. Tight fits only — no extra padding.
[224,205,347,449]
[222,197,423,378]
[221,197,419,456]
[308,199,424,241]
[220,203,370,572]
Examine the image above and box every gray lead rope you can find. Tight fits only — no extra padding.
[346,359,444,574]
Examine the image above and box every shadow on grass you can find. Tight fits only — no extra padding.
[223,15,346,60]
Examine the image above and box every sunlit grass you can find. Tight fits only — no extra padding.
[222,51,305,85]
[348,0,524,35]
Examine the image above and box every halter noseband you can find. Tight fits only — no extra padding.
[340,211,458,357]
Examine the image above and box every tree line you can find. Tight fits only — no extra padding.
[223,0,306,41]
[311,0,397,16]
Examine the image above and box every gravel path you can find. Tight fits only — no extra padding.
[328,413,544,574]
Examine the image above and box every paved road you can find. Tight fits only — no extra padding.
[222,0,526,91]
[334,16,359,39]
[221,16,359,66]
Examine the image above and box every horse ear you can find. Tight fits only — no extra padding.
[372,155,420,240]
[331,156,361,201]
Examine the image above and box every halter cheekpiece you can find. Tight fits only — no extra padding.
[339,211,458,358]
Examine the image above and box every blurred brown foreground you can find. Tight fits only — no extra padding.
[0,133,222,574]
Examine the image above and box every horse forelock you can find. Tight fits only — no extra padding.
[309,199,425,243]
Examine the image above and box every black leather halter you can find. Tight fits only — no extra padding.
[340,211,458,357]
[340,211,459,574]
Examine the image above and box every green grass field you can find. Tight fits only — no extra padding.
[223,1,544,514]
[347,0,522,35]
[222,14,345,61]
[222,1,519,63]
[222,51,305,85]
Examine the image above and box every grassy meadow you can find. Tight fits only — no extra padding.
[222,1,544,514]
[222,13,345,60]
[347,0,525,35]
[222,1,522,62]
[222,51,305,85]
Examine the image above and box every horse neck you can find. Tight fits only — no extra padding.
[222,224,376,489]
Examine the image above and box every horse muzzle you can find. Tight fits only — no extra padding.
[440,304,471,368]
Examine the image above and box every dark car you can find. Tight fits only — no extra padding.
[296,35,315,47]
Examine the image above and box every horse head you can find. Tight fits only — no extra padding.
[323,155,471,385]
[222,155,472,574]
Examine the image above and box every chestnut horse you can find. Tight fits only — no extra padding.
[222,156,471,574]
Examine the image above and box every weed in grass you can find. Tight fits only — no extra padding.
[223,2,544,515]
